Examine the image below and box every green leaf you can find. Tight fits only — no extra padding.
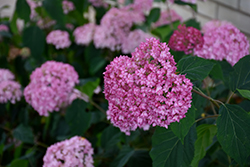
[174,1,197,12]
[170,105,196,143]
[217,104,250,166]
[16,0,31,23]
[101,125,122,149]
[229,55,250,91]
[0,143,4,156]
[65,99,91,136]
[110,146,135,167]
[43,0,65,25]
[12,124,34,144]
[10,12,19,35]
[151,21,180,41]
[184,19,200,30]
[209,61,224,80]
[237,89,250,100]
[78,78,100,99]
[127,150,152,167]
[8,159,28,167]
[150,125,196,167]
[191,124,217,167]
[147,8,160,25]
[22,26,45,59]
[177,56,215,80]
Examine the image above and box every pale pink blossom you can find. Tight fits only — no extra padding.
[0,24,9,32]
[26,0,41,20]
[195,20,249,66]
[169,24,204,54]
[88,0,108,8]
[152,9,182,28]
[62,0,75,14]
[93,7,144,51]
[0,69,22,104]
[43,136,94,167]
[73,23,95,45]
[121,29,152,54]
[24,61,79,116]
[46,30,71,49]
[104,38,193,135]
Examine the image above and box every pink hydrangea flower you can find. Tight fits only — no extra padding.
[73,23,95,45]
[62,0,75,14]
[43,136,94,167]
[46,30,71,49]
[0,69,22,104]
[152,9,182,28]
[124,0,153,14]
[104,37,193,135]
[0,24,9,32]
[169,24,204,54]
[121,29,152,54]
[195,20,249,66]
[93,7,144,51]
[0,69,15,82]
[24,61,79,116]
[26,0,41,20]
[88,0,108,8]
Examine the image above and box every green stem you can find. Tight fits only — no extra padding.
[89,99,106,115]
[195,114,219,122]
[192,88,221,109]
[226,91,234,104]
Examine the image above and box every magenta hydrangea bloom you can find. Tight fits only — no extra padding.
[169,24,204,54]
[62,0,75,14]
[104,38,193,135]
[152,9,182,28]
[195,20,249,66]
[43,136,94,167]
[0,69,22,104]
[0,24,9,32]
[24,61,79,116]
[121,29,152,54]
[73,23,95,46]
[93,7,144,51]
[46,30,71,49]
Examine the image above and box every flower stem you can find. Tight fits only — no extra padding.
[195,114,219,122]
[192,88,221,109]
[226,91,234,104]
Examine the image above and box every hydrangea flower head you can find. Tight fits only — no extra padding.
[152,9,182,28]
[169,24,204,54]
[43,136,94,167]
[121,29,152,54]
[24,61,79,116]
[74,23,95,46]
[0,69,22,104]
[46,30,71,49]
[0,24,9,32]
[88,0,108,8]
[62,0,75,14]
[104,37,193,135]
[195,20,249,66]
[93,7,144,51]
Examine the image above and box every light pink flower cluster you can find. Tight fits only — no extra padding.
[169,24,204,54]
[62,0,75,14]
[152,10,182,28]
[128,0,153,13]
[0,69,22,104]
[43,136,94,167]
[169,0,197,3]
[195,20,249,66]
[0,24,9,32]
[24,61,79,116]
[94,7,144,51]
[104,38,193,135]
[26,0,41,20]
[73,23,95,45]
[88,0,108,8]
[46,30,71,49]
[121,29,152,54]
